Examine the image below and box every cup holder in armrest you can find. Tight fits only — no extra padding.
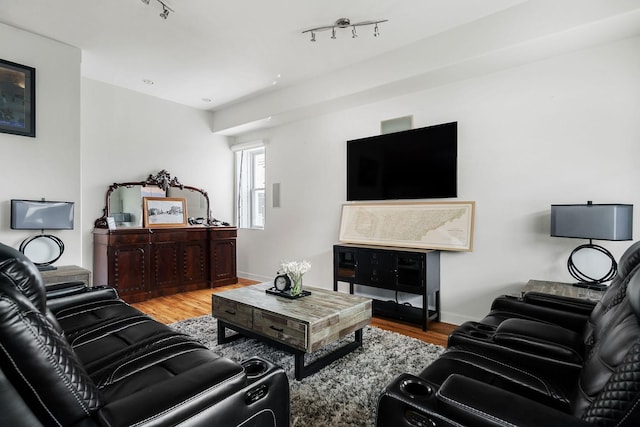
[400,378,433,399]
[468,331,492,339]
[454,322,496,339]
[242,359,268,378]
[474,323,496,332]
[448,321,497,347]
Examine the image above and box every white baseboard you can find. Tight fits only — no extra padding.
[440,311,478,326]
[238,272,271,283]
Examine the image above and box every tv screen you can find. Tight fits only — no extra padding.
[347,122,457,201]
[11,199,75,230]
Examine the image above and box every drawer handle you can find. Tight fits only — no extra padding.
[270,326,284,332]
[225,309,236,315]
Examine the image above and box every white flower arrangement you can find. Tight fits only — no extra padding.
[280,260,311,295]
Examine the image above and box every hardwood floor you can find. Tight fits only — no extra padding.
[131,279,456,348]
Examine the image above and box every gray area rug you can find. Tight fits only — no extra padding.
[170,315,445,427]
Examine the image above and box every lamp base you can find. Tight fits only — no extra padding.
[571,282,608,291]
[568,243,617,285]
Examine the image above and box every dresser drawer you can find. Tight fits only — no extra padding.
[212,298,253,329]
[253,310,308,351]
[211,229,237,239]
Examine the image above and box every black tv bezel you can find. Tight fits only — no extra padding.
[10,199,75,230]
[346,122,457,201]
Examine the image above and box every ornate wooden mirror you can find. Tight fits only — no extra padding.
[94,170,211,228]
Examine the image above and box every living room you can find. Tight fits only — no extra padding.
[3,2,640,426]
[1,0,639,327]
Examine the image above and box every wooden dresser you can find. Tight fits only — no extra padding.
[93,226,237,303]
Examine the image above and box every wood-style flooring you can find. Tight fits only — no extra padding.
[131,279,456,347]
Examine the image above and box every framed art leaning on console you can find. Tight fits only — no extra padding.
[0,58,35,137]
[339,201,475,251]
[143,197,187,227]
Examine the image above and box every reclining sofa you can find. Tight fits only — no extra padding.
[0,242,290,426]
[377,241,640,426]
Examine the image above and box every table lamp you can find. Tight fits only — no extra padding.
[550,201,633,289]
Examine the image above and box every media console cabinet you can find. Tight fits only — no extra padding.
[93,226,237,303]
[333,243,440,331]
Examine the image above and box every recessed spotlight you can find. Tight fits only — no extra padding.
[143,79,154,85]
[201,98,212,103]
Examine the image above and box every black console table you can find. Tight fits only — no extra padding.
[333,244,440,331]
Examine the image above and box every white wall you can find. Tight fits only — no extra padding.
[0,23,82,263]
[80,78,234,268]
[234,36,640,324]
[0,22,234,271]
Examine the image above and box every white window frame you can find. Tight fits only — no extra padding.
[233,142,265,229]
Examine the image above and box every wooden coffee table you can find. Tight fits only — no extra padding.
[212,282,372,380]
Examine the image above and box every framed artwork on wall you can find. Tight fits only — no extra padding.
[143,197,187,227]
[0,58,36,137]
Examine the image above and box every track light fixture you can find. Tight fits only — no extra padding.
[302,18,388,42]
[141,0,174,20]
[159,5,170,19]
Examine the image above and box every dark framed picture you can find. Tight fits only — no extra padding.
[0,58,36,137]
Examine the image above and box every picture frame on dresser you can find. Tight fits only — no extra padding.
[0,58,36,137]
[143,197,187,227]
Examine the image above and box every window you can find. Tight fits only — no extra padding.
[235,144,265,229]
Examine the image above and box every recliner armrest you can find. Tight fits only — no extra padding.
[523,291,596,314]
[493,318,584,364]
[45,281,89,299]
[47,286,119,313]
[436,374,592,427]
[487,295,589,332]
[97,355,290,427]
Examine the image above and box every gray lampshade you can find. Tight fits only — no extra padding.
[550,203,633,241]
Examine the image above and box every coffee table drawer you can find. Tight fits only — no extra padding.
[253,311,308,351]
[213,299,253,329]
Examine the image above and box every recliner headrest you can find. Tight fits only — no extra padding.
[627,268,640,318]
[617,240,640,278]
[0,242,46,313]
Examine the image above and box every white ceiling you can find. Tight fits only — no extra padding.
[2,0,640,136]
[1,0,525,110]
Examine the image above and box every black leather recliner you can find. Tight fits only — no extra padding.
[0,242,290,427]
[443,240,640,371]
[377,244,640,426]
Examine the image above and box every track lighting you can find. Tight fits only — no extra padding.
[159,5,170,19]
[302,18,388,42]
[141,0,174,20]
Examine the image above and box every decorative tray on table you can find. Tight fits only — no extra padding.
[265,287,312,299]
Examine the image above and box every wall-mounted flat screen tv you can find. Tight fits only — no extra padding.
[11,199,75,230]
[347,122,457,201]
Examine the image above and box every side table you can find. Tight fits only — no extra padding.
[523,280,605,302]
[40,265,92,287]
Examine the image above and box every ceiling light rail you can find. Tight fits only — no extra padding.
[302,18,388,42]
[141,0,174,20]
